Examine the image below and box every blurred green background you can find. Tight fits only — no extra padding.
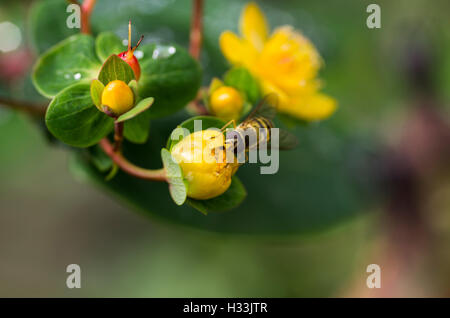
[1,0,450,297]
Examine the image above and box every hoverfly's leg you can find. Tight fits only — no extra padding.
[220,119,237,132]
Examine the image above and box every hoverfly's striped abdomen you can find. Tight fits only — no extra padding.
[225,116,274,156]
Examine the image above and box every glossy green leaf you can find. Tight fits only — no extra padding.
[90,79,104,111]
[116,97,154,123]
[33,34,101,98]
[98,54,135,86]
[95,32,126,62]
[139,44,202,118]
[161,148,187,206]
[45,83,114,147]
[187,177,247,214]
[224,67,261,104]
[123,110,151,144]
[29,0,78,53]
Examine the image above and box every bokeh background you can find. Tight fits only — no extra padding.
[1,0,450,297]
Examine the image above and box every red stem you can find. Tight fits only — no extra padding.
[99,139,167,182]
[81,0,97,34]
[189,0,204,60]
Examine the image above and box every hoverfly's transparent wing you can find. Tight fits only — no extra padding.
[244,93,279,122]
[279,129,298,150]
[270,129,298,150]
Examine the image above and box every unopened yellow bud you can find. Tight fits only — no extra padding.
[171,130,237,200]
[210,86,243,121]
[101,80,134,115]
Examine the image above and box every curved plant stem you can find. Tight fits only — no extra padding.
[99,138,167,182]
[189,0,204,60]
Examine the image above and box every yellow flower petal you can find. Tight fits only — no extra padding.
[219,31,258,68]
[239,2,268,51]
[287,93,337,121]
[259,79,291,110]
[260,26,321,82]
[219,31,247,65]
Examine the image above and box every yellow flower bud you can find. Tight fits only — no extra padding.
[171,130,237,200]
[209,86,243,121]
[101,80,134,115]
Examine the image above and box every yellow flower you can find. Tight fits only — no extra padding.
[219,2,337,121]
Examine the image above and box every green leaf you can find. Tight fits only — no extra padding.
[29,0,78,53]
[33,34,101,98]
[139,44,202,118]
[116,97,154,123]
[187,177,247,214]
[240,101,253,119]
[98,54,135,85]
[123,110,151,144]
[224,67,261,104]
[45,83,114,147]
[118,96,154,144]
[95,32,126,62]
[128,80,139,100]
[166,116,225,151]
[161,148,187,206]
[90,79,104,111]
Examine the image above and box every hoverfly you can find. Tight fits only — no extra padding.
[215,93,298,165]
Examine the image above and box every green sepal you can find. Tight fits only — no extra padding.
[223,67,261,104]
[115,97,154,123]
[98,54,135,86]
[90,79,104,111]
[161,148,187,206]
[128,79,139,101]
[123,110,151,144]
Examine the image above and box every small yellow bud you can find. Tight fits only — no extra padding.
[171,130,237,200]
[101,80,134,115]
[209,86,243,121]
